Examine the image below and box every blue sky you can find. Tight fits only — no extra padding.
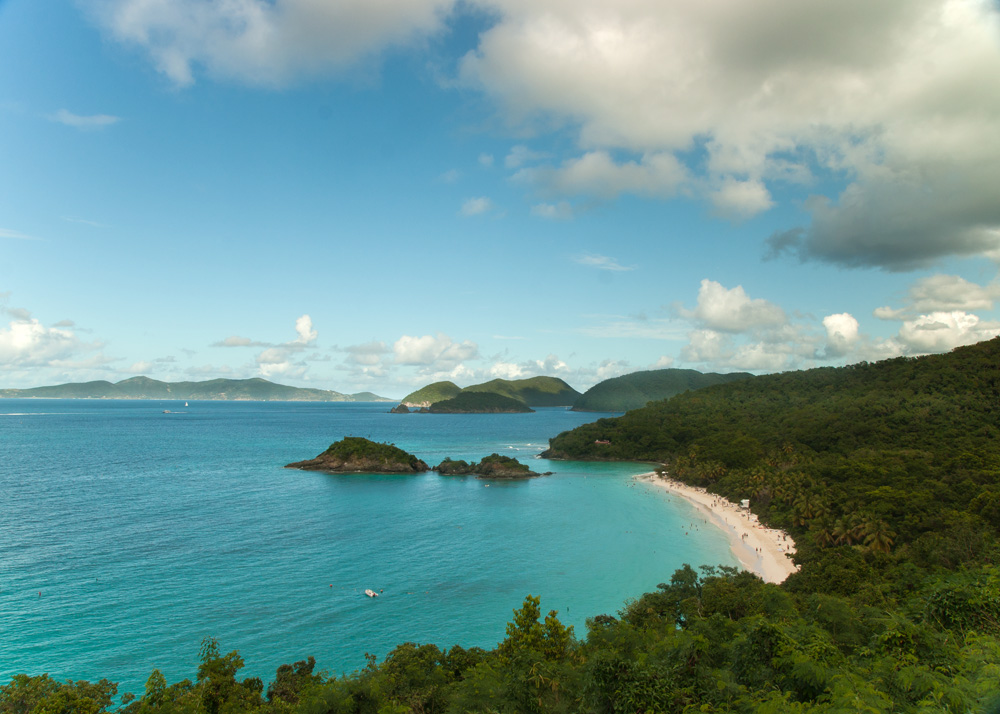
[2,0,1000,398]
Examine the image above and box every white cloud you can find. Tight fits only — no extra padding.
[822,312,860,357]
[650,355,674,369]
[897,311,1000,353]
[488,361,525,379]
[294,314,317,344]
[573,253,633,272]
[87,0,455,87]
[478,153,494,167]
[906,274,1000,312]
[0,316,101,369]
[49,109,121,129]
[514,151,687,200]
[460,0,1000,270]
[709,179,774,219]
[393,333,479,369]
[460,196,495,216]
[684,279,787,333]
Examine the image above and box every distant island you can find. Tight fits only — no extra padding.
[428,392,533,413]
[0,376,392,402]
[571,368,753,412]
[396,376,579,413]
[434,453,546,479]
[285,437,429,473]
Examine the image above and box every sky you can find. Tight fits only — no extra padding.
[2,0,1000,398]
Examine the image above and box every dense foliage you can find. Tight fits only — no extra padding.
[428,392,534,413]
[436,454,538,478]
[399,381,462,406]
[572,368,753,412]
[402,377,580,409]
[462,377,581,407]
[8,339,1000,712]
[317,437,425,469]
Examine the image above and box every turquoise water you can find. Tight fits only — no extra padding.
[0,400,736,694]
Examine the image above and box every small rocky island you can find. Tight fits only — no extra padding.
[434,454,549,479]
[286,437,429,473]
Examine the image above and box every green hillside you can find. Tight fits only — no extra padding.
[400,376,580,409]
[427,391,533,413]
[399,380,462,406]
[0,377,392,402]
[5,341,1000,712]
[463,376,580,406]
[572,367,753,412]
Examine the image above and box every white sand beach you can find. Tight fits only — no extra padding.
[637,472,798,584]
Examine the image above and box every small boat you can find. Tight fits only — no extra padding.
[364,589,379,598]
[184,402,189,407]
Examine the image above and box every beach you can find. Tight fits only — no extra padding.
[637,472,798,584]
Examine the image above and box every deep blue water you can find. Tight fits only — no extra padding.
[0,400,736,694]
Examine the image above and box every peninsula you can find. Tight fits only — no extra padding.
[285,437,429,473]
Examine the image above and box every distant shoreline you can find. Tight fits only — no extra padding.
[637,472,798,584]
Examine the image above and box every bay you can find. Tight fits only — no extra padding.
[0,400,736,694]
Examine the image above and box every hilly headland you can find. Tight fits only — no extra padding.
[0,376,391,402]
[397,376,579,412]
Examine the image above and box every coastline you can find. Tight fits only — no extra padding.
[636,472,798,584]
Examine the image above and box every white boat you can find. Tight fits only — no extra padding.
[184,402,188,407]
[364,589,379,598]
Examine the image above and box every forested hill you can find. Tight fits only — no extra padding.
[546,337,1000,591]
[0,377,392,402]
[399,376,580,408]
[571,367,753,412]
[5,341,1000,711]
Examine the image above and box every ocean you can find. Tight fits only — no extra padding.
[0,400,737,694]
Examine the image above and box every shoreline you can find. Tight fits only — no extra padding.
[636,472,798,584]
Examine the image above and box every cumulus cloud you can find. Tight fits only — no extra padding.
[709,179,774,219]
[0,315,102,370]
[460,196,495,216]
[49,109,121,129]
[86,0,455,86]
[478,153,494,167]
[896,311,1000,353]
[459,0,1000,270]
[505,144,545,168]
[682,279,787,333]
[294,314,317,344]
[574,253,633,272]
[393,333,479,370]
[822,313,861,357]
[868,273,1000,354]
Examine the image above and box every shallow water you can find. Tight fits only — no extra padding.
[0,400,736,693]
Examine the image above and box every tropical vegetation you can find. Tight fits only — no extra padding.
[571,368,753,412]
[7,339,1000,712]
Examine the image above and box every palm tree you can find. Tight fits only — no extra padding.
[862,518,896,554]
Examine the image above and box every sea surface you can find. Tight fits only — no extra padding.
[0,400,737,694]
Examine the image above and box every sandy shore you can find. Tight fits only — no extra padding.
[636,472,798,584]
